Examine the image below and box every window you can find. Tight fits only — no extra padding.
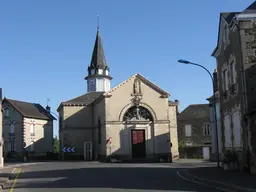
[105,70,109,75]
[223,69,228,91]
[123,106,153,121]
[98,69,103,74]
[89,79,95,91]
[204,124,211,135]
[223,24,229,48]
[232,111,241,147]
[185,125,192,137]
[30,122,35,136]
[10,124,14,134]
[91,69,95,75]
[4,108,9,117]
[30,141,34,152]
[224,115,231,147]
[231,61,236,84]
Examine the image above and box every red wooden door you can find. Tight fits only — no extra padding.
[131,130,146,158]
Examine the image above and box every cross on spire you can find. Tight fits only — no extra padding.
[97,15,100,30]
[47,98,50,106]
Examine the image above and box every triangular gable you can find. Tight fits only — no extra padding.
[104,73,170,97]
[2,98,25,117]
[212,12,239,57]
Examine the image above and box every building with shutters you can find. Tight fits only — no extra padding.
[57,27,179,162]
[2,98,56,159]
[211,1,256,173]
[177,104,211,159]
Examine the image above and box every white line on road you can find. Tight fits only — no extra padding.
[176,170,233,192]
[190,172,256,192]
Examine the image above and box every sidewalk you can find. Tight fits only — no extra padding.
[188,167,256,190]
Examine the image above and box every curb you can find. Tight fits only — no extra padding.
[178,169,256,192]
[4,162,44,168]
[0,168,19,189]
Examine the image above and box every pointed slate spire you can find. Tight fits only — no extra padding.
[89,28,109,71]
[243,1,256,13]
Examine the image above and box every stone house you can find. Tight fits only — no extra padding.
[2,98,56,159]
[177,104,211,159]
[57,28,179,162]
[211,2,256,173]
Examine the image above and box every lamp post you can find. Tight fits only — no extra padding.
[178,59,220,168]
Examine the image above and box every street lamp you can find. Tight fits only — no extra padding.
[178,59,220,168]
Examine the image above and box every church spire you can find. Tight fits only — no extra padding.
[89,28,108,70]
[85,24,112,92]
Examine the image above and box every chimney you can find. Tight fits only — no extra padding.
[174,99,180,114]
[213,69,218,92]
[46,105,51,113]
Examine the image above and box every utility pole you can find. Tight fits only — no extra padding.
[0,89,4,167]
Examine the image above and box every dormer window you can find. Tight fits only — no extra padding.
[98,69,103,74]
[223,24,229,49]
[105,70,109,75]
[4,108,9,117]
[91,69,95,75]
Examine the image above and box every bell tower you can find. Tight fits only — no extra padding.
[85,26,112,92]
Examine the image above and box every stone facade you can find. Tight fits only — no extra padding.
[59,74,179,161]
[2,99,54,158]
[212,7,256,172]
[177,104,211,159]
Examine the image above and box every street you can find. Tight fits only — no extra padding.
[3,161,221,192]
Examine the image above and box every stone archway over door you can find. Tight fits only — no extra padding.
[123,105,154,159]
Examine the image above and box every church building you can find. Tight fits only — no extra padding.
[57,27,179,162]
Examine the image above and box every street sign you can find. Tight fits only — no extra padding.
[62,147,75,153]
[23,142,26,148]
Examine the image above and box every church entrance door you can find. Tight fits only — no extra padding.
[131,130,146,158]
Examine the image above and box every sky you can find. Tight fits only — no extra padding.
[0,0,254,137]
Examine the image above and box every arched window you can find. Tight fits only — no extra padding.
[123,106,153,121]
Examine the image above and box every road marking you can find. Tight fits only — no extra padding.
[176,170,233,192]
[9,168,21,192]
[190,172,256,192]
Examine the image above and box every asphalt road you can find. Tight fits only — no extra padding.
[4,161,220,192]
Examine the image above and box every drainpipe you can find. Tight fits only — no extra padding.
[235,19,251,173]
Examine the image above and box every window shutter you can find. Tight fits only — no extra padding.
[233,111,241,147]
[185,125,191,137]
[225,115,231,147]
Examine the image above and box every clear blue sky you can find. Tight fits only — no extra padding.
[0,0,253,137]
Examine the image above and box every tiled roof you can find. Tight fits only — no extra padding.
[177,104,210,121]
[3,98,56,120]
[62,92,104,105]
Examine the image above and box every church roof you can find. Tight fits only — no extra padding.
[89,28,108,70]
[104,73,170,97]
[57,92,104,111]
[3,98,56,120]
